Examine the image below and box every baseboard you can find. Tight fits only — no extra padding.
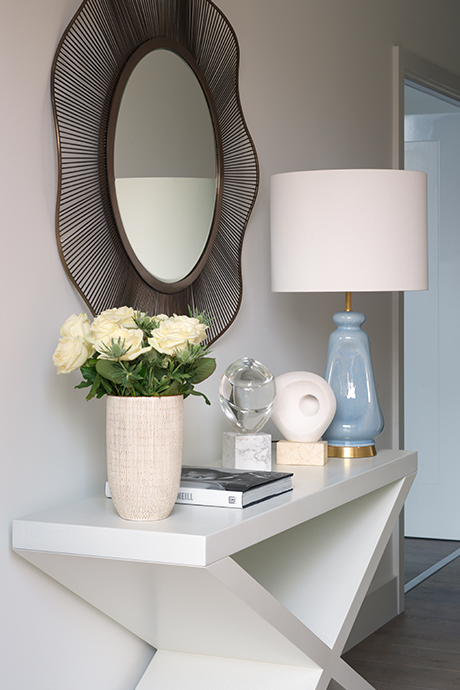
[344,575,399,652]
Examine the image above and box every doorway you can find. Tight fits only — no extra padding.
[392,47,460,600]
[403,81,460,539]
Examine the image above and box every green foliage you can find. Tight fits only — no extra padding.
[75,311,216,404]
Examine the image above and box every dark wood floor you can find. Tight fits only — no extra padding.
[343,538,460,689]
[404,538,460,585]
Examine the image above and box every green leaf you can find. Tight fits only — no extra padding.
[132,382,148,396]
[111,342,124,358]
[80,361,97,383]
[133,311,155,338]
[96,359,126,384]
[188,306,213,328]
[192,357,216,384]
[86,372,102,401]
[163,380,183,396]
[75,380,92,390]
[100,377,114,395]
[188,389,212,405]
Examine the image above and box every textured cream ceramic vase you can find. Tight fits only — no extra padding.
[106,395,183,521]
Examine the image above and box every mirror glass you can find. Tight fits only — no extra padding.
[114,48,217,284]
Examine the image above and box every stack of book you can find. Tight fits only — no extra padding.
[176,465,293,508]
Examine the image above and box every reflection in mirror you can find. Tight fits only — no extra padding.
[114,49,217,284]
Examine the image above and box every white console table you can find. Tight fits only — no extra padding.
[13,449,416,690]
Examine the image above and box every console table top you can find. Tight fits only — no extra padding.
[13,449,416,567]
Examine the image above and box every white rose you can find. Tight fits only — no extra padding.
[99,306,136,326]
[53,336,92,374]
[59,313,91,340]
[88,307,136,343]
[148,315,208,355]
[94,327,152,361]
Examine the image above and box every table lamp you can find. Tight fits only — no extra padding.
[270,169,428,458]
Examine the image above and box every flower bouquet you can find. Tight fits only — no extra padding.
[53,307,216,520]
[53,306,216,404]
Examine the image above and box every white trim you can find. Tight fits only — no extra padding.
[392,46,460,453]
[391,48,460,607]
[405,547,460,593]
[393,47,460,170]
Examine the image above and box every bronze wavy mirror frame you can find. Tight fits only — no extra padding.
[52,0,259,344]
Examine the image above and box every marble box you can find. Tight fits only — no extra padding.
[222,432,272,472]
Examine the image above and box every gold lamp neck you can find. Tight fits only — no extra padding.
[345,292,352,312]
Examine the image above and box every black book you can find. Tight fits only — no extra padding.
[176,465,293,508]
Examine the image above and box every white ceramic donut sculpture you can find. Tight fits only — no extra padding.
[271,371,337,443]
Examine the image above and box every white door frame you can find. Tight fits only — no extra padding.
[390,47,460,600]
[392,46,460,451]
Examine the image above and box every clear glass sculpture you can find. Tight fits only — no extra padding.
[218,357,276,433]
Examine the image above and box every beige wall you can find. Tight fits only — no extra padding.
[2,0,460,687]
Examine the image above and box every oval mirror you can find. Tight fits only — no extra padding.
[52,0,259,344]
[112,48,218,286]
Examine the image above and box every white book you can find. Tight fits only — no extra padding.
[105,466,293,509]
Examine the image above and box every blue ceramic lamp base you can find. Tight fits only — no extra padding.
[322,309,384,458]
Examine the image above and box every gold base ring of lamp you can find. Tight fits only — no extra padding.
[327,444,377,459]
